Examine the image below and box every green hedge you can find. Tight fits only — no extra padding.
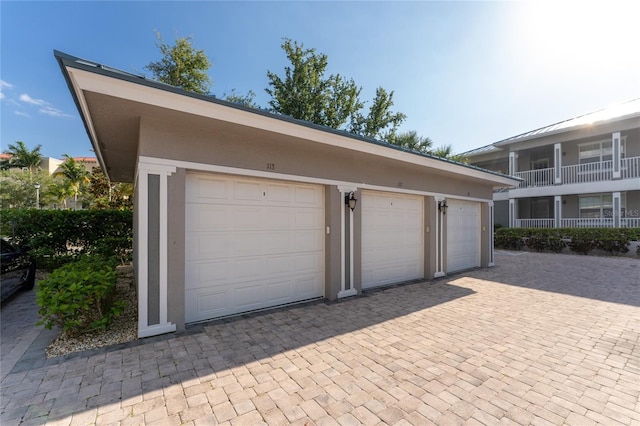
[495,227,640,256]
[36,256,124,335]
[0,209,133,269]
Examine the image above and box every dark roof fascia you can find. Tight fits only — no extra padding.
[54,50,517,183]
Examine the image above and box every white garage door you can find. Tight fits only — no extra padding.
[361,191,424,289]
[447,200,481,273]
[185,173,324,323]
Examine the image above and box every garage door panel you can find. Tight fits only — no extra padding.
[186,176,230,201]
[186,205,231,230]
[185,173,324,323]
[265,183,292,202]
[234,181,263,201]
[447,200,480,273]
[361,191,424,289]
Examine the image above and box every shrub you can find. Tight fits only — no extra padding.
[36,256,125,335]
[494,227,639,256]
[494,228,524,250]
[0,209,132,269]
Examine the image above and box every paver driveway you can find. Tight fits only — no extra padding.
[1,252,639,425]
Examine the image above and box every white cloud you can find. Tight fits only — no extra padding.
[39,106,73,118]
[0,80,13,89]
[19,93,47,106]
[0,92,4,100]
[14,111,30,118]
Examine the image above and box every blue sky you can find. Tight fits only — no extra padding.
[2,1,639,160]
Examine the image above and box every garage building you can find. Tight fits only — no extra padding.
[56,51,519,338]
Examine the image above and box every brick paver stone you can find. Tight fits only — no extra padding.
[1,252,639,425]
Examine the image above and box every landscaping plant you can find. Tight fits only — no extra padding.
[36,256,125,335]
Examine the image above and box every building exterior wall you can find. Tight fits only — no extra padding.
[495,200,509,228]
[135,116,495,330]
[138,117,493,201]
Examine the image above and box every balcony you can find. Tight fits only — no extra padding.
[514,217,640,229]
[511,156,640,189]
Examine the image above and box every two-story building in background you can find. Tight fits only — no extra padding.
[463,98,640,229]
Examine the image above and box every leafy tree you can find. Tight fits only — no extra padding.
[350,87,406,140]
[47,180,74,209]
[266,39,408,143]
[0,170,53,209]
[145,32,212,94]
[391,130,433,154]
[54,155,90,210]
[266,39,363,129]
[86,167,133,210]
[223,89,258,108]
[1,141,42,175]
[430,144,468,163]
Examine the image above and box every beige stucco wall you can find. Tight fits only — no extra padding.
[136,115,496,329]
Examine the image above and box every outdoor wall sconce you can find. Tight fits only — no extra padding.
[438,200,448,215]
[345,191,358,211]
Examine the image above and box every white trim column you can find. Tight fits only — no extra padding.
[434,196,446,278]
[613,192,621,227]
[137,163,177,338]
[554,196,562,228]
[509,152,518,176]
[488,201,495,267]
[612,132,621,179]
[554,143,562,184]
[337,185,357,298]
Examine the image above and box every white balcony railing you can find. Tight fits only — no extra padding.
[506,156,640,189]
[561,218,615,228]
[513,218,640,228]
[514,219,555,228]
[514,168,554,188]
[562,161,613,184]
[621,156,640,179]
[622,217,640,227]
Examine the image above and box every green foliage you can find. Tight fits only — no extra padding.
[1,141,42,173]
[494,228,525,250]
[430,145,469,163]
[223,89,258,108]
[266,39,408,141]
[267,39,363,129]
[390,130,433,154]
[350,87,406,141]
[0,170,55,209]
[86,168,133,210]
[145,32,212,94]
[0,209,133,269]
[494,227,639,256]
[53,154,90,210]
[36,256,124,335]
[525,233,566,253]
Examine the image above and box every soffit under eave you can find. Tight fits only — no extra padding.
[72,69,517,188]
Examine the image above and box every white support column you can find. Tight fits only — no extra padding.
[509,152,518,176]
[509,198,516,228]
[434,196,446,278]
[554,196,562,228]
[554,143,562,184]
[488,201,495,267]
[337,186,357,298]
[612,132,621,179]
[613,192,621,228]
[137,163,177,338]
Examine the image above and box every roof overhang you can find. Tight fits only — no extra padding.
[56,50,520,188]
